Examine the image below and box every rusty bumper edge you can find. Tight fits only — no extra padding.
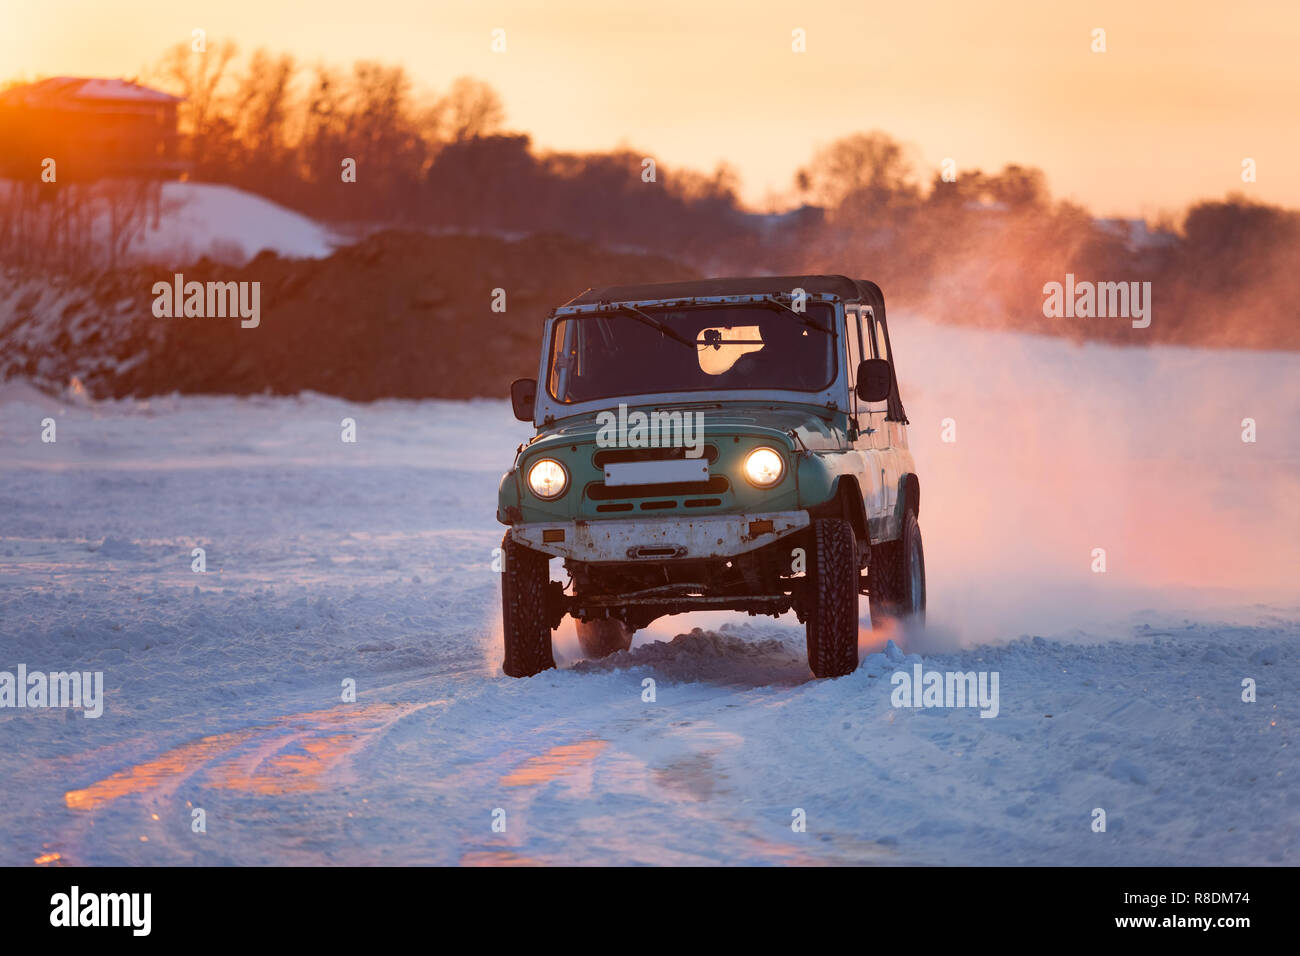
[511,510,810,562]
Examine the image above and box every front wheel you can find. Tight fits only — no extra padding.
[804,517,860,678]
[868,509,926,629]
[501,534,556,677]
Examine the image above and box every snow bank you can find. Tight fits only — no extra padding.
[130,182,340,265]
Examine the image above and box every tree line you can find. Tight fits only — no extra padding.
[1,40,1295,347]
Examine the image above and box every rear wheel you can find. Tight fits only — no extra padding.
[805,517,860,678]
[501,534,556,677]
[575,618,635,659]
[869,509,926,629]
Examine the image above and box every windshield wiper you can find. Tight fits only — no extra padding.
[591,303,698,350]
[758,295,831,335]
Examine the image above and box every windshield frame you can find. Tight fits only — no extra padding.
[531,294,849,426]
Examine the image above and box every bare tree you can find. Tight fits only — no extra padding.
[795,131,920,217]
[232,51,297,157]
[148,39,239,156]
[440,76,504,142]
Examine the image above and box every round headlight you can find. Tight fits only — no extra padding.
[743,447,785,487]
[527,458,569,500]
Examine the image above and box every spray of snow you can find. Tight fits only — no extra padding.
[889,317,1300,645]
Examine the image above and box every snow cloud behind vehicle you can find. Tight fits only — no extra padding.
[888,316,1299,646]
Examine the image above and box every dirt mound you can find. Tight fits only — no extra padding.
[2,231,696,401]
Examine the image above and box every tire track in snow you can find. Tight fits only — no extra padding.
[50,699,445,864]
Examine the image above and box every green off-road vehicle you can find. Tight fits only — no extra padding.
[497,275,925,678]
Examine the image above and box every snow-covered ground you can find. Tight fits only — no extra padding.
[0,321,1297,866]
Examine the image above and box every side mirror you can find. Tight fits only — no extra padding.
[510,378,537,422]
[855,358,892,403]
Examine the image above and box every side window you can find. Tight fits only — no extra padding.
[845,308,861,378]
[866,310,889,361]
[867,311,908,424]
[844,308,864,416]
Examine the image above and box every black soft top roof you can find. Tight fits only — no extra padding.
[564,274,886,314]
[560,273,906,423]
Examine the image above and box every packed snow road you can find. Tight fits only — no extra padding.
[1,321,1297,865]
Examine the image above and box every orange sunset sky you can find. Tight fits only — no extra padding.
[4,0,1297,216]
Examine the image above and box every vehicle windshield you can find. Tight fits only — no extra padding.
[547,303,837,404]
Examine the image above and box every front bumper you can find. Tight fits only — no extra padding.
[511,510,810,563]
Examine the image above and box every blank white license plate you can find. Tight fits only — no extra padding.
[604,458,709,487]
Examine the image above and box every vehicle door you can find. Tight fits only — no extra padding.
[846,306,888,529]
[865,307,903,535]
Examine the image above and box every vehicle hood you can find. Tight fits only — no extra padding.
[524,401,846,457]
